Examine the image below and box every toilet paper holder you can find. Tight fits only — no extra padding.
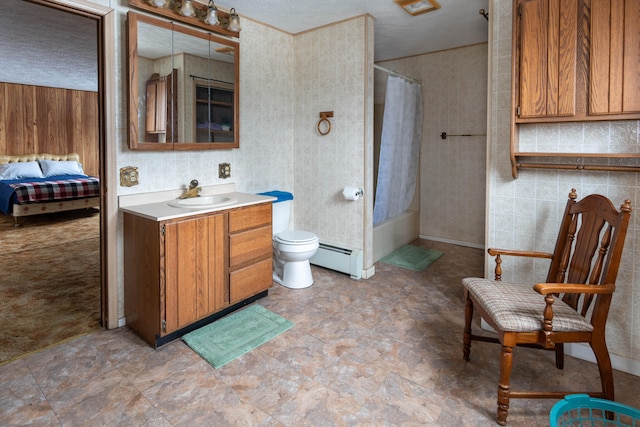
[342,186,364,201]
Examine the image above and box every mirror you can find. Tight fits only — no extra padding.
[127,12,239,150]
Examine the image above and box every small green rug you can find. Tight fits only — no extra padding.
[183,305,293,368]
[380,245,444,271]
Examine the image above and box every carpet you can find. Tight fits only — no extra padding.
[0,209,101,364]
[380,245,444,271]
[183,305,293,368]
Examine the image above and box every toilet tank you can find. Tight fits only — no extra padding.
[258,191,293,235]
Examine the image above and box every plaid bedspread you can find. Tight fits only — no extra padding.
[8,176,100,204]
[10,177,100,204]
[0,175,100,214]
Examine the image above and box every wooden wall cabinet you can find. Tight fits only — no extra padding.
[589,0,640,115]
[127,11,239,151]
[511,0,640,177]
[124,203,273,347]
[145,74,167,135]
[144,71,177,142]
[516,0,579,120]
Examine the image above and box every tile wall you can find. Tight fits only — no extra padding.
[293,16,374,264]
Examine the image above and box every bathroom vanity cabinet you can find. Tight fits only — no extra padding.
[123,202,273,347]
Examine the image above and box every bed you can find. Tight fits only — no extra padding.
[0,153,100,226]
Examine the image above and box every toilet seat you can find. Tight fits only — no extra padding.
[274,230,318,245]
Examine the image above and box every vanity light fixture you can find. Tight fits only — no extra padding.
[204,0,219,25]
[227,8,241,32]
[130,0,240,36]
[179,0,195,17]
[394,0,441,16]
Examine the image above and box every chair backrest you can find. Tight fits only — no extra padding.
[545,189,632,320]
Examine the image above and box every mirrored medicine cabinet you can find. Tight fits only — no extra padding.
[127,11,239,150]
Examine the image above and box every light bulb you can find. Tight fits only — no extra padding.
[228,8,241,32]
[180,0,195,17]
[204,2,219,25]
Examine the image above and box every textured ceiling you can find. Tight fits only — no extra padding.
[208,0,490,61]
[0,0,489,91]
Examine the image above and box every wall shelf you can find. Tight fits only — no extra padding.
[511,152,640,177]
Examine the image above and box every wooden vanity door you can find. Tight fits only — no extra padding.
[162,213,228,334]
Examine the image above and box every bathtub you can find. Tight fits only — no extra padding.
[372,210,419,263]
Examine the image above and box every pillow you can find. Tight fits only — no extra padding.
[39,160,86,177]
[0,161,45,180]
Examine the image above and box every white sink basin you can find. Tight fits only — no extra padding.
[167,195,237,209]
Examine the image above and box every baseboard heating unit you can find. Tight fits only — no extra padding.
[310,242,362,280]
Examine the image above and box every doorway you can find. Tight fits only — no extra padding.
[0,0,116,362]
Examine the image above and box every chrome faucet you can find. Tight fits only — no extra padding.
[179,179,202,199]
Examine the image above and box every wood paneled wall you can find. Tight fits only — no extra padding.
[0,82,99,176]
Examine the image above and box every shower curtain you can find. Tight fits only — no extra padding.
[373,74,423,226]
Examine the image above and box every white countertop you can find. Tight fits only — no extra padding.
[119,185,276,221]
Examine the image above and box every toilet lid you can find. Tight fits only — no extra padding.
[275,230,318,244]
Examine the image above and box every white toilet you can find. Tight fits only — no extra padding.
[260,191,319,289]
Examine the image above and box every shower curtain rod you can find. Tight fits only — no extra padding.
[374,64,422,85]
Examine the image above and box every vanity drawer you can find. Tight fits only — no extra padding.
[229,225,272,268]
[229,203,271,233]
[230,257,272,304]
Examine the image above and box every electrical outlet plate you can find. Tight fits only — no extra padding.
[218,162,231,179]
[120,166,139,186]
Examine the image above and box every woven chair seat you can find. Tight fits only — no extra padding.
[463,278,593,333]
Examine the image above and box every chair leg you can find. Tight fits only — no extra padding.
[555,343,564,369]
[497,344,514,426]
[463,291,473,361]
[591,337,614,401]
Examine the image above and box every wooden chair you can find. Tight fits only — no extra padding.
[462,189,632,426]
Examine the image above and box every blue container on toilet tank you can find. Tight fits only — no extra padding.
[258,190,293,235]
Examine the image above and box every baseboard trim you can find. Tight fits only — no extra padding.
[419,234,484,250]
[565,343,640,378]
[361,265,376,279]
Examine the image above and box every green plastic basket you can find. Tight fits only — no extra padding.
[551,394,640,427]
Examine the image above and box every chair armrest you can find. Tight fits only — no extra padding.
[487,248,553,281]
[487,248,553,259]
[533,283,615,346]
[533,283,615,295]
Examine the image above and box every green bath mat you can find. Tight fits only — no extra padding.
[380,245,444,271]
[183,305,293,368]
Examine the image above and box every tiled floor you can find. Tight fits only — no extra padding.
[2,240,639,426]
